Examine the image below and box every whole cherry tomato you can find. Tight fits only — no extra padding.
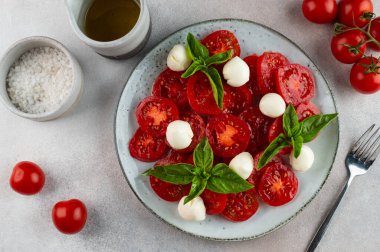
[331,29,367,64]
[338,0,373,28]
[369,17,380,51]
[52,199,87,234]
[350,57,380,94]
[9,161,45,195]
[302,0,338,24]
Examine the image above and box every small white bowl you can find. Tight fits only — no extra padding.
[0,36,83,121]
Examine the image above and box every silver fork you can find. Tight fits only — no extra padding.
[307,124,380,252]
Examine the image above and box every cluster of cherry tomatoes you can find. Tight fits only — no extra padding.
[9,161,87,234]
[302,0,380,94]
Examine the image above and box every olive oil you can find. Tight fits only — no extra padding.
[84,0,140,42]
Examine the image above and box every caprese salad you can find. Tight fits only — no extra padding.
[129,30,337,222]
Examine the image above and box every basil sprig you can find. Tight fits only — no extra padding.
[181,33,232,109]
[257,104,338,169]
[143,138,253,204]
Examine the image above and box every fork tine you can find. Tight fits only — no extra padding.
[351,124,375,156]
[358,127,380,158]
[365,140,380,165]
[362,132,380,160]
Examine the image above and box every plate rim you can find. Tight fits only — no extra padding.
[114,18,340,241]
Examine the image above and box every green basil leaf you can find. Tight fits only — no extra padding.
[181,62,206,78]
[143,164,195,185]
[193,138,214,172]
[205,50,232,66]
[186,33,209,60]
[206,163,253,194]
[283,104,300,138]
[184,176,208,204]
[292,135,303,158]
[257,133,290,169]
[300,113,338,142]
[203,67,224,109]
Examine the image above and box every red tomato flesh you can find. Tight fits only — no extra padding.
[201,189,228,215]
[268,117,292,155]
[202,30,241,57]
[243,54,261,100]
[258,163,298,207]
[206,114,250,157]
[222,189,259,222]
[275,64,315,106]
[129,128,168,162]
[179,110,206,153]
[223,84,253,115]
[296,101,321,121]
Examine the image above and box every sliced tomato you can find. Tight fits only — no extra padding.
[129,128,168,162]
[136,96,179,136]
[202,30,241,57]
[150,177,191,202]
[268,117,292,155]
[223,84,253,115]
[187,72,222,116]
[152,68,189,110]
[206,114,250,157]
[244,54,261,105]
[222,189,259,222]
[200,189,228,215]
[239,107,274,155]
[258,163,298,206]
[257,52,290,94]
[155,149,191,166]
[247,151,284,191]
[179,110,206,153]
[275,64,315,106]
[296,101,320,121]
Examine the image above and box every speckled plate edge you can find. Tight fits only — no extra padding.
[114,18,340,241]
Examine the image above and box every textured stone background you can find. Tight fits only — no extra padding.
[0,0,379,251]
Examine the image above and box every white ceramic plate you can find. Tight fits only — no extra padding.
[114,19,339,240]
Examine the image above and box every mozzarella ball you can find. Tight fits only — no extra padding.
[259,93,286,118]
[290,145,315,172]
[166,120,194,150]
[178,196,206,221]
[228,152,254,179]
[222,56,250,87]
[167,44,192,71]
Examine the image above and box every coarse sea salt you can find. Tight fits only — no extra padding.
[6,47,73,114]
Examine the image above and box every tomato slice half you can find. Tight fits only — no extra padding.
[202,30,241,57]
[150,177,191,202]
[129,128,168,162]
[179,110,206,153]
[244,54,261,105]
[275,64,315,106]
[201,189,228,215]
[222,189,259,222]
[267,117,292,155]
[258,163,298,206]
[136,96,179,136]
[296,101,320,121]
[223,84,253,116]
[152,68,189,110]
[239,107,274,155]
[257,52,290,94]
[206,114,250,157]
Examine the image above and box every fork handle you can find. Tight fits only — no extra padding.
[307,176,354,252]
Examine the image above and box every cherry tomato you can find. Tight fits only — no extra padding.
[200,189,227,215]
[257,52,290,94]
[258,163,298,206]
[206,114,250,157]
[202,30,241,57]
[187,72,222,116]
[9,161,45,195]
[350,57,380,94]
[331,29,367,64]
[222,189,259,222]
[222,84,253,115]
[296,101,321,121]
[129,128,168,162]
[275,64,315,106]
[338,0,373,28]
[244,54,261,102]
[302,0,338,24]
[368,17,380,51]
[152,68,189,110]
[179,110,206,153]
[268,117,292,155]
[52,199,87,234]
[136,96,179,136]
[239,107,274,155]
